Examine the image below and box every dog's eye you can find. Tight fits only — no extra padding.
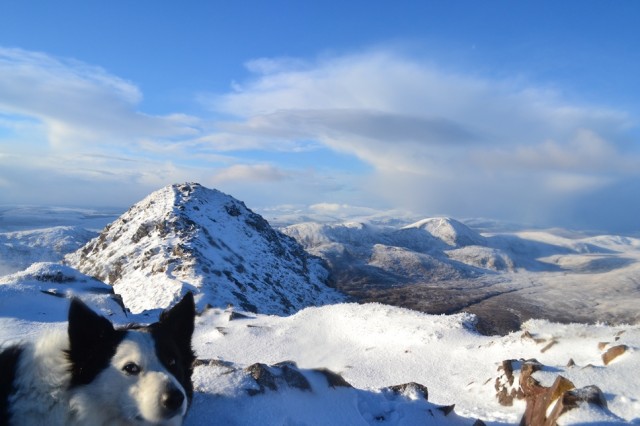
[122,362,141,376]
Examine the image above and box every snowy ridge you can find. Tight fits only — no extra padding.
[0,262,127,329]
[65,183,345,314]
[0,226,97,276]
[402,217,487,248]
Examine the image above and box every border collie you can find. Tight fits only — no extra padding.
[0,292,196,426]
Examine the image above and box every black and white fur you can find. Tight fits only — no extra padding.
[0,292,196,426]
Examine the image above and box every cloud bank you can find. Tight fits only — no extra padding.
[1,46,638,232]
[206,50,639,231]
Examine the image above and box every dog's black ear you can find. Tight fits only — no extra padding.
[158,292,196,342]
[67,298,122,386]
[68,298,116,345]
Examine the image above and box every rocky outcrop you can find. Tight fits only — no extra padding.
[495,357,620,425]
[244,361,312,395]
[491,327,637,424]
[520,372,608,426]
[192,358,486,425]
[66,183,345,314]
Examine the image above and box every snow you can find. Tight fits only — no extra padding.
[1,297,638,425]
[282,218,640,333]
[64,183,345,314]
[0,226,97,276]
[2,185,640,425]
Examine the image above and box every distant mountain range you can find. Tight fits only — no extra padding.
[283,217,640,334]
[2,183,639,334]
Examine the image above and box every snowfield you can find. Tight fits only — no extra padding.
[0,285,638,425]
[1,185,640,424]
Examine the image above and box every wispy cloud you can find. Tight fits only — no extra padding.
[0,47,210,206]
[0,47,197,148]
[1,46,638,231]
[211,164,290,184]
[202,49,639,229]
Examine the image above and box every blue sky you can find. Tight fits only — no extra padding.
[1,1,639,232]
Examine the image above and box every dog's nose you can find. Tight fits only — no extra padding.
[162,387,185,414]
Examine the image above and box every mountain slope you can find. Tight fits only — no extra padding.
[65,183,344,313]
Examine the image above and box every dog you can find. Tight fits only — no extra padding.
[0,292,196,426]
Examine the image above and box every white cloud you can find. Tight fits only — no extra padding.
[211,164,289,184]
[0,47,197,148]
[201,49,640,228]
[2,46,639,231]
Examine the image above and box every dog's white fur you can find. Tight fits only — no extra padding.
[7,330,71,425]
[7,330,187,426]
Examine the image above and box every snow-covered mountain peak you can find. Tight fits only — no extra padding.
[402,217,486,248]
[65,183,345,314]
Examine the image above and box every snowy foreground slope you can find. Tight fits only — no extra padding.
[0,279,637,425]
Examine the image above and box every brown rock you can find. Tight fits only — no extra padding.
[602,344,628,365]
[540,340,557,353]
[521,330,534,340]
[520,375,575,426]
[519,372,612,426]
[495,360,517,406]
[314,368,353,388]
[546,385,608,424]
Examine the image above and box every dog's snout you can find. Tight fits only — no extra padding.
[161,387,185,414]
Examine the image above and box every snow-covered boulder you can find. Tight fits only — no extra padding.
[0,262,126,323]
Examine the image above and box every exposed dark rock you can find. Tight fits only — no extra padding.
[314,368,353,388]
[436,404,455,416]
[227,311,254,321]
[193,358,234,368]
[387,382,429,400]
[244,362,311,396]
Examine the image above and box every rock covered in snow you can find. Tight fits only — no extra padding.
[0,262,127,323]
[65,183,345,313]
[190,358,480,425]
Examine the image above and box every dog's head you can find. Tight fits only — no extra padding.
[66,293,196,425]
